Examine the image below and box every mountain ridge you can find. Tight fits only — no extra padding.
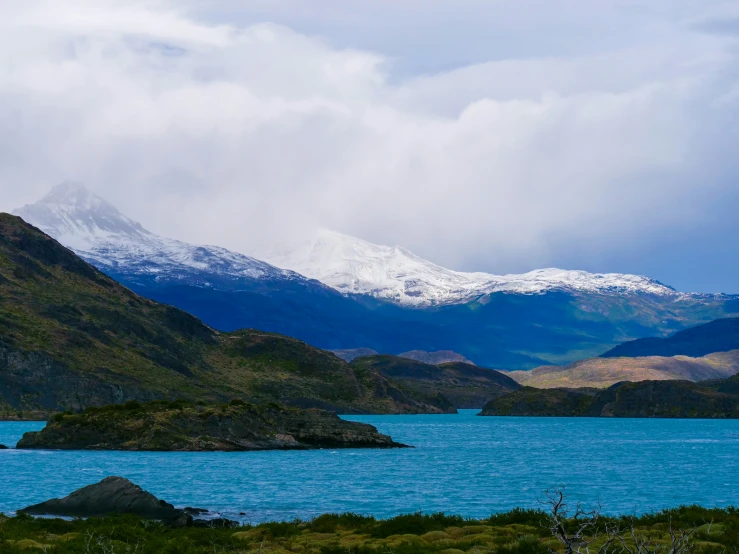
[18,184,687,309]
[602,317,739,358]
[15,182,305,285]
[261,228,683,307]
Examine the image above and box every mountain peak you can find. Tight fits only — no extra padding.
[13,184,291,282]
[40,181,102,208]
[14,183,148,251]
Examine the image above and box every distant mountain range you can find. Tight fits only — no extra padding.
[261,228,681,307]
[602,317,739,358]
[13,183,739,369]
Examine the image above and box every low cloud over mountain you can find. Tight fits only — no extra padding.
[1,0,738,291]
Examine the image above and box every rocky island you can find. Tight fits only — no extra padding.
[480,377,739,418]
[15,400,409,451]
[22,477,196,526]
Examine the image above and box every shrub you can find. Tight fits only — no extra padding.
[369,512,468,538]
[310,513,375,533]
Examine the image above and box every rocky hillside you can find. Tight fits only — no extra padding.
[351,355,520,409]
[481,374,739,418]
[602,317,739,358]
[0,214,448,414]
[506,351,739,389]
[16,400,407,450]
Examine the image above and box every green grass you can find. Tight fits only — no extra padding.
[0,505,737,553]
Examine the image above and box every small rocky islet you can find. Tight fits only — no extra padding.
[21,477,217,528]
[15,399,409,451]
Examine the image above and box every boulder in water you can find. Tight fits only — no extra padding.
[21,477,189,525]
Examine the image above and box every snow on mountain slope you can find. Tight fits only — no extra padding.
[14,183,680,308]
[263,229,680,306]
[13,182,299,284]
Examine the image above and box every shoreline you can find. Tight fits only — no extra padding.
[1,503,735,552]
[0,412,53,422]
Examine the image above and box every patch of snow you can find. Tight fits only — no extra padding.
[14,184,685,308]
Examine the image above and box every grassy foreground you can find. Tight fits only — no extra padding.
[1,504,737,553]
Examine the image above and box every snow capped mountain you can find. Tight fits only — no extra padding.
[263,229,679,306]
[14,182,299,285]
[14,183,679,308]
[10,183,737,370]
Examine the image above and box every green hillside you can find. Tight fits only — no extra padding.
[0,214,447,414]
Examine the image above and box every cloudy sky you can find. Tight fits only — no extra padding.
[1,0,738,292]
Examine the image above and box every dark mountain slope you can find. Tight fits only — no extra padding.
[120,279,739,370]
[351,355,521,408]
[0,214,447,414]
[602,317,739,358]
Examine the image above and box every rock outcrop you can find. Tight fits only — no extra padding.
[22,477,186,522]
[16,400,409,451]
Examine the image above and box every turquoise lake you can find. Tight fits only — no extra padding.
[1,411,738,522]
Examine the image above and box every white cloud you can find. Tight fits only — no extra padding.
[0,0,738,283]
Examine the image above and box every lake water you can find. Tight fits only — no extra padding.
[1,411,738,523]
